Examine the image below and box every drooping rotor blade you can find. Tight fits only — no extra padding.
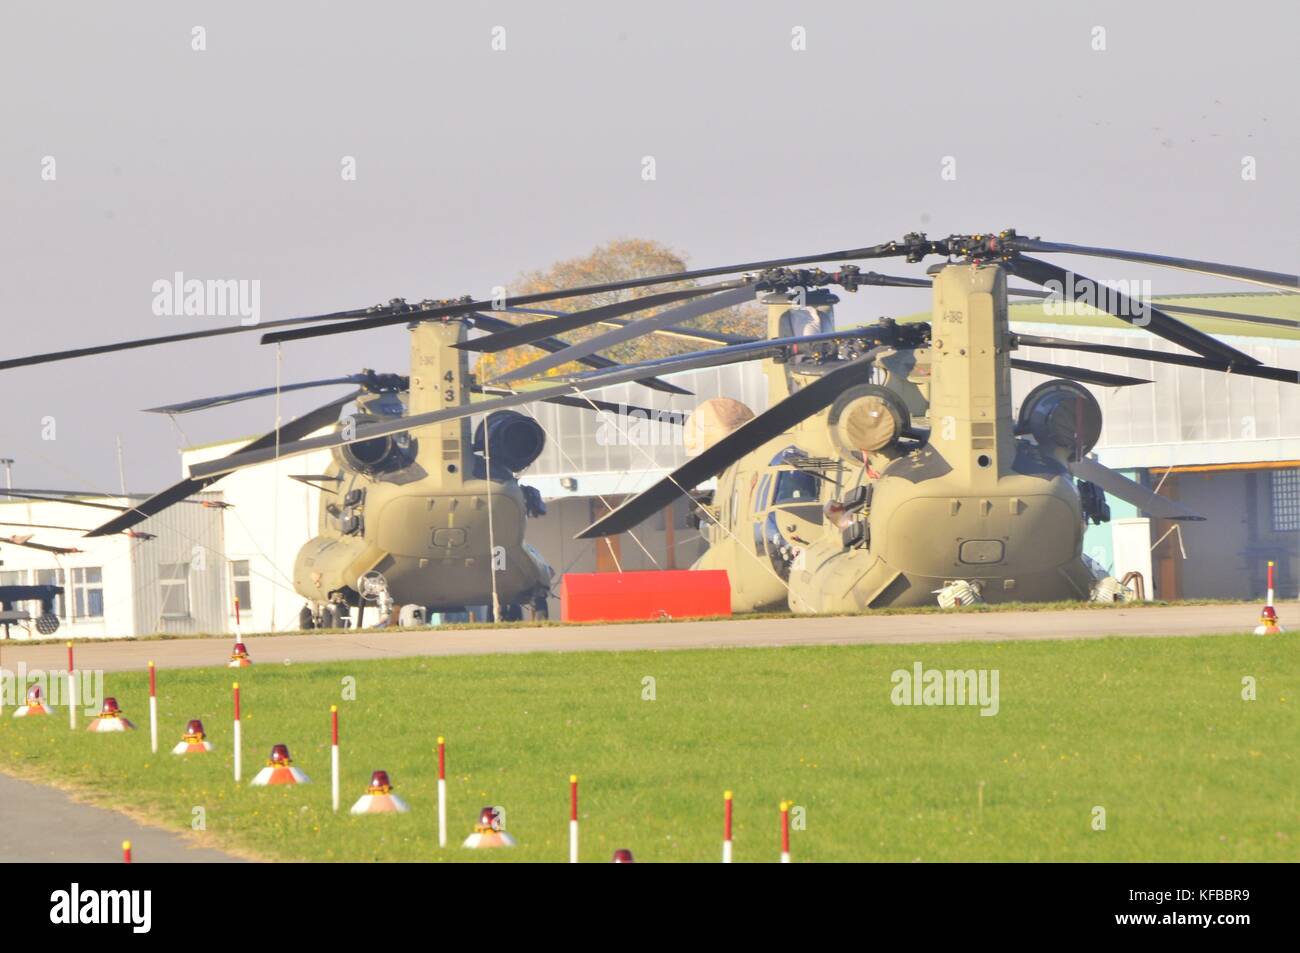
[1009,358,1151,388]
[470,313,691,396]
[576,356,881,539]
[459,283,749,355]
[1015,334,1299,384]
[86,390,363,537]
[0,307,385,373]
[143,375,373,415]
[189,328,871,480]
[261,240,909,346]
[1068,457,1204,521]
[1007,256,1260,367]
[1005,236,1300,292]
[0,535,82,555]
[490,285,759,383]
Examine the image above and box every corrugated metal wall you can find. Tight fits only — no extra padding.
[1013,327,1300,465]
[130,491,228,635]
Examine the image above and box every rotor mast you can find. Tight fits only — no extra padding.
[408,318,472,487]
[928,263,1016,489]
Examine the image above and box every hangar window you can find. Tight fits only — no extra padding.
[1272,468,1300,532]
[159,563,191,619]
[72,567,103,620]
[230,560,253,611]
[0,570,26,587]
[35,568,65,618]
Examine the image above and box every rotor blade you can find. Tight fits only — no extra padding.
[1015,334,1299,385]
[0,307,384,373]
[0,490,132,512]
[470,313,692,396]
[86,390,362,537]
[476,385,680,420]
[0,520,95,532]
[1006,287,1300,329]
[0,535,82,555]
[458,284,747,355]
[143,376,369,415]
[188,340,803,479]
[576,356,880,539]
[595,317,757,346]
[490,285,759,383]
[1006,236,1300,292]
[1068,457,1204,521]
[260,240,909,345]
[497,308,756,345]
[542,394,686,420]
[1006,256,1260,367]
[190,323,904,479]
[0,488,224,512]
[1009,358,1151,388]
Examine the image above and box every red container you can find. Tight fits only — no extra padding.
[560,570,731,622]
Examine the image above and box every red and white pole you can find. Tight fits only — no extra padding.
[437,737,447,848]
[232,682,242,783]
[234,596,242,634]
[122,840,132,864]
[66,642,76,730]
[723,790,734,863]
[148,661,158,754]
[330,705,340,812]
[779,801,791,863]
[1267,560,1276,608]
[569,774,579,863]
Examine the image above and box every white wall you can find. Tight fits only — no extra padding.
[181,439,333,634]
[0,499,134,640]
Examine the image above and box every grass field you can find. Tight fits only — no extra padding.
[1,633,1296,862]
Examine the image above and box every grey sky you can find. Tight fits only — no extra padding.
[1,0,1296,490]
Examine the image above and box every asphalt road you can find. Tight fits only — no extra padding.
[0,603,1260,676]
[0,771,241,863]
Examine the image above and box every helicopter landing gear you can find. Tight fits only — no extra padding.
[357,571,393,626]
[530,593,550,621]
[499,602,524,623]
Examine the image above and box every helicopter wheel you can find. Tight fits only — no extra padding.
[531,594,550,621]
[319,604,341,630]
[499,602,524,623]
[298,605,316,630]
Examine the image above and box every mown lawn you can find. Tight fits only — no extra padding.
[1,633,1295,862]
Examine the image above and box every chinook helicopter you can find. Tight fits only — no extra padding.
[1,303,691,625]
[4,230,1297,618]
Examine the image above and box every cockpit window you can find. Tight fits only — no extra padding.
[767,446,819,504]
[773,470,819,504]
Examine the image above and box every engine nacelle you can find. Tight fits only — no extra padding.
[826,384,912,464]
[1017,379,1102,461]
[474,411,546,473]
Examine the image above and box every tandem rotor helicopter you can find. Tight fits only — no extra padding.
[3,229,1297,622]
